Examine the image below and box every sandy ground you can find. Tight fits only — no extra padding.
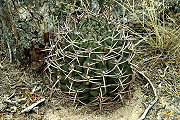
[43,86,144,120]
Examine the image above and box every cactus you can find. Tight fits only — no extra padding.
[46,13,134,111]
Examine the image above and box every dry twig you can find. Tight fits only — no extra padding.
[20,98,45,113]
[6,40,12,63]
[131,63,159,120]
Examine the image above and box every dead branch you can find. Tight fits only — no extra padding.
[20,98,45,113]
[131,63,159,120]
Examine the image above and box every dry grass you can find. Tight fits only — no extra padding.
[116,0,180,56]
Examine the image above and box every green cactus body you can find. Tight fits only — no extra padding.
[47,13,134,111]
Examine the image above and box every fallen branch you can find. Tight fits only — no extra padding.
[139,96,158,120]
[20,98,45,113]
[6,40,12,63]
[131,63,159,120]
[5,98,26,105]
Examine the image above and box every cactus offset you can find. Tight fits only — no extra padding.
[46,13,134,111]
